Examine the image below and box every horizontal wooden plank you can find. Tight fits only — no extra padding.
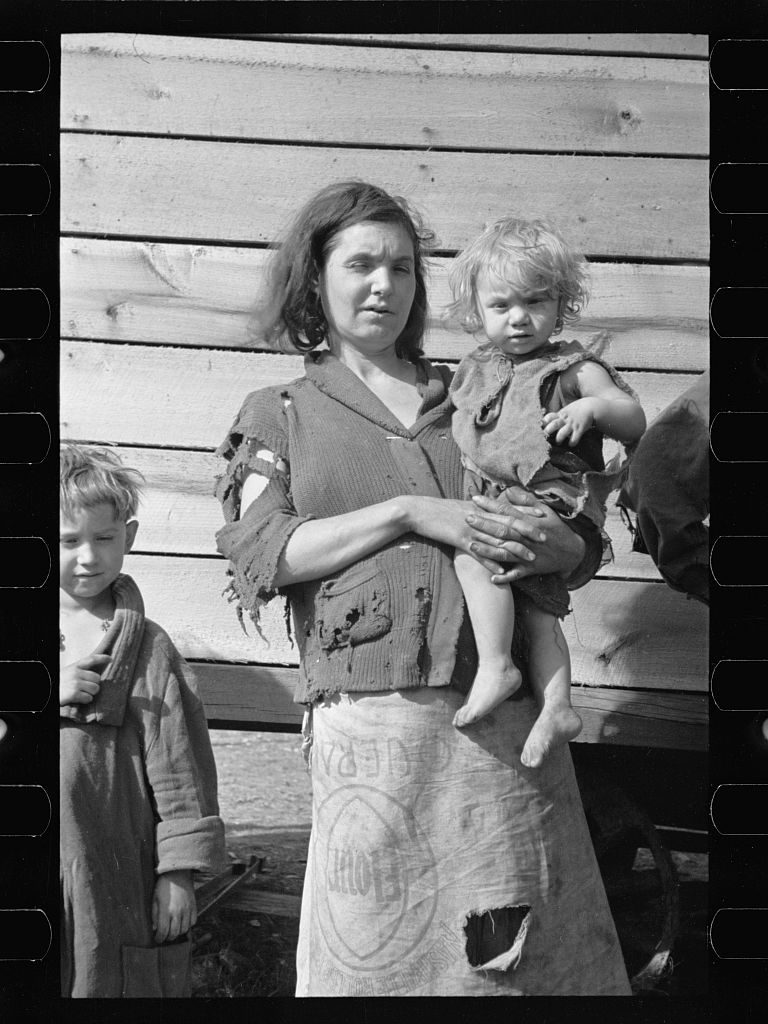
[60,238,709,371]
[221,888,302,918]
[62,35,708,155]
[570,688,707,751]
[194,663,707,751]
[124,554,707,694]
[280,35,710,58]
[196,664,300,728]
[126,553,296,666]
[61,341,701,449]
[105,445,662,582]
[61,135,709,259]
[567,579,708,693]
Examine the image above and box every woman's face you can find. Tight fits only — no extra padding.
[318,220,416,358]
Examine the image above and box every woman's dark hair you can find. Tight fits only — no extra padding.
[253,180,437,362]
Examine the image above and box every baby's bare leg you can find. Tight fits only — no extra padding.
[453,550,521,728]
[519,598,582,767]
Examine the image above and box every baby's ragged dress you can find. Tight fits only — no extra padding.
[450,339,638,618]
[216,351,631,996]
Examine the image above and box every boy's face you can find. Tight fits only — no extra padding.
[475,268,559,358]
[60,503,138,605]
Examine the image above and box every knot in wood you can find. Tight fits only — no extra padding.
[616,105,642,135]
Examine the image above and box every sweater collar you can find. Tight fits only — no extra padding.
[59,574,146,728]
[303,350,451,436]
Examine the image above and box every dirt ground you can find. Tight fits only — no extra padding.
[197,729,707,998]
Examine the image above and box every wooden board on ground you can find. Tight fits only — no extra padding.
[221,889,302,919]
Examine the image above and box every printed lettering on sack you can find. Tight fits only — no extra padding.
[314,784,440,972]
[315,732,453,779]
[312,921,465,995]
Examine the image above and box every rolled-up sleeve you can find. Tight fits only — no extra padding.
[135,635,227,875]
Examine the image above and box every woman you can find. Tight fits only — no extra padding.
[215,181,631,996]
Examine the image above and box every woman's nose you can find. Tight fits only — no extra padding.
[370,267,393,295]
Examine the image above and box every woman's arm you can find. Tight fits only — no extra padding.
[543,360,646,446]
[239,469,547,587]
[240,469,419,585]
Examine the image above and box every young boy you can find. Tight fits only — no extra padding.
[59,444,226,998]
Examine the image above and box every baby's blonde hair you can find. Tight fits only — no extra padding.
[60,444,144,522]
[446,218,590,335]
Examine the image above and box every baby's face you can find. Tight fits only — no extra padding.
[474,268,559,358]
[60,503,134,605]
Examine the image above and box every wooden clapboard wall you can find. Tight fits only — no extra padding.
[60,33,709,750]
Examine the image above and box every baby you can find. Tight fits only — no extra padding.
[59,444,225,997]
[448,219,646,767]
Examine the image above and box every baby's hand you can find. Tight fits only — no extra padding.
[152,870,197,943]
[543,398,600,446]
[59,654,111,706]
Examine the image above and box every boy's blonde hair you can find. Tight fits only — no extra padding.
[446,218,590,335]
[60,444,144,522]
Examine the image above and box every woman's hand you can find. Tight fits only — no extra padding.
[465,486,585,584]
[152,869,197,943]
[401,494,545,577]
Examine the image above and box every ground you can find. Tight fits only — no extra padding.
[193,730,707,998]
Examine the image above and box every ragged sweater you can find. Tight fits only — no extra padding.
[60,574,226,998]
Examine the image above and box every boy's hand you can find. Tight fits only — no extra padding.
[59,654,111,705]
[543,398,602,446]
[152,870,197,943]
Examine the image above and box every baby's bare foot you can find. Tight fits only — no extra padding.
[453,664,522,728]
[521,704,582,768]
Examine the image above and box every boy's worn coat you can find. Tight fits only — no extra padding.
[60,574,225,998]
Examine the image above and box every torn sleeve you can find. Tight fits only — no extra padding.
[214,387,293,523]
[216,472,313,626]
[214,387,313,627]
